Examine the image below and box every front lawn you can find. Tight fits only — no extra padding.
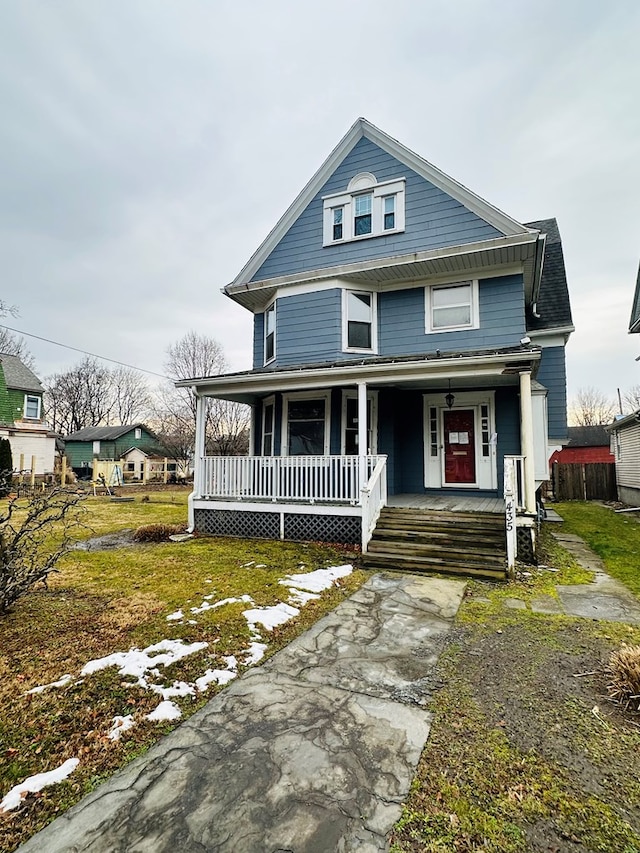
[553,502,640,599]
[0,490,365,851]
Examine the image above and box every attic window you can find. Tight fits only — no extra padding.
[323,174,405,246]
[24,395,40,420]
[134,428,142,439]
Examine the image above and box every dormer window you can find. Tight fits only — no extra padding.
[24,394,40,420]
[264,302,276,364]
[323,173,405,246]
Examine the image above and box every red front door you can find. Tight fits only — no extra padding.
[443,409,476,484]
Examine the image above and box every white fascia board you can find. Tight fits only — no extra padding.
[528,326,575,346]
[226,118,533,291]
[226,232,539,311]
[177,350,541,399]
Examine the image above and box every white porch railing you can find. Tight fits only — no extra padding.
[361,456,388,552]
[198,455,385,504]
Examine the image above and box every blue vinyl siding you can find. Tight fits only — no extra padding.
[253,313,264,367]
[536,346,568,440]
[495,388,521,490]
[380,274,525,355]
[251,137,502,282]
[264,289,342,367]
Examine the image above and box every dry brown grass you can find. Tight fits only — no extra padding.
[607,644,640,711]
[132,523,187,542]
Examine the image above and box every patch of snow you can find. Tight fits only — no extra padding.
[0,758,80,813]
[190,594,254,615]
[108,715,135,741]
[166,610,183,621]
[81,639,208,680]
[280,564,353,594]
[243,602,299,633]
[146,701,182,722]
[255,564,266,568]
[223,655,238,670]
[26,674,74,695]
[149,680,195,700]
[243,642,268,665]
[286,589,321,607]
[195,669,237,691]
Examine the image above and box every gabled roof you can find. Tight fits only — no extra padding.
[0,353,43,393]
[566,425,610,447]
[524,218,573,332]
[227,118,532,291]
[630,261,640,333]
[65,423,156,442]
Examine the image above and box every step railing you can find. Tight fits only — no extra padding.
[360,455,388,552]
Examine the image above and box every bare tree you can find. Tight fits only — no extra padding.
[568,387,616,426]
[0,328,35,369]
[623,385,640,414]
[45,357,114,434]
[111,366,152,424]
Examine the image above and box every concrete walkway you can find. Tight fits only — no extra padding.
[19,574,466,853]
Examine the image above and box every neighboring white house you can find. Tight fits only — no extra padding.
[608,411,640,505]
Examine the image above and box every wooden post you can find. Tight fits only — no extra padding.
[19,453,24,486]
[30,456,36,487]
[142,460,147,484]
[163,457,168,485]
[92,459,97,481]
[61,455,67,486]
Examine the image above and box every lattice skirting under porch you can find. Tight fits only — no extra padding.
[194,508,361,545]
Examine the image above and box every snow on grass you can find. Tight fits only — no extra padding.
[166,609,183,621]
[108,715,135,741]
[25,674,74,695]
[145,701,182,722]
[149,680,196,701]
[244,642,268,665]
[81,639,208,681]
[280,564,353,594]
[190,594,254,616]
[243,602,300,633]
[0,758,80,813]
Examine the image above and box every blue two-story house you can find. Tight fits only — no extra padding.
[179,119,573,574]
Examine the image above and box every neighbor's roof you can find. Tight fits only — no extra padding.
[0,353,43,393]
[607,409,640,432]
[630,261,640,333]
[524,218,573,333]
[565,425,610,447]
[64,424,156,442]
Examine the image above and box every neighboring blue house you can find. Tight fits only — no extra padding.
[179,119,573,573]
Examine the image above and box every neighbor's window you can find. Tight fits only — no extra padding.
[344,290,375,351]
[24,394,41,419]
[134,428,142,439]
[264,302,276,364]
[286,397,326,455]
[427,281,479,332]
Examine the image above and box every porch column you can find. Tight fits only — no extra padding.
[357,381,367,489]
[193,391,207,499]
[519,370,537,513]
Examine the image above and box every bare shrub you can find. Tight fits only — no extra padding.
[133,523,187,543]
[0,489,84,613]
[606,644,640,711]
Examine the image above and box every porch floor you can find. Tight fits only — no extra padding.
[388,494,504,514]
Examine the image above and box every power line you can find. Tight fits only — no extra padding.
[0,324,172,380]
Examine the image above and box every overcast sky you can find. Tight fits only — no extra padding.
[1,0,639,405]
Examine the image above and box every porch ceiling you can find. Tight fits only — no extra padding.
[178,348,540,404]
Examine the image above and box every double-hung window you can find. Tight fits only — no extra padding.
[343,290,377,352]
[262,398,275,456]
[24,395,41,419]
[426,281,479,333]
[285,395,328,456]
[323,174,405,246]
[264,302,276,364]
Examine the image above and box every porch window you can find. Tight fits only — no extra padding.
[262,398,275,456]
[426,281,479,333]
[286,396,328,455]
[24,394,40,419]
[342,393,377,454]
[264,302,276,364]
[343,290,377,352]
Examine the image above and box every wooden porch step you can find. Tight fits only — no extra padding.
[364,505,508,580]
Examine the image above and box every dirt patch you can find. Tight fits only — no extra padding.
[71,530,138,551]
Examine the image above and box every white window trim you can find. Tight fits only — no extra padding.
[323,175,406,246]
[261,395,275,456]
[264,300,276,365]
[425,280,480,334]
[341,289,378,354]
[281,390,331,456]
[134,428,142,439]
[340,390,378,455]
[24,394,41,420]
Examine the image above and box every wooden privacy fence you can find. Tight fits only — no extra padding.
[551,462,618,501]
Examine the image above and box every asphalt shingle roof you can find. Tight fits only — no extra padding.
[566,425,610,447]
[65,424,155,442]
[0,353,43,393]
[630,261,640,333]
[524,218,573,332]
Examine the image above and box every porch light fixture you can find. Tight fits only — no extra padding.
[445,380,455,409]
